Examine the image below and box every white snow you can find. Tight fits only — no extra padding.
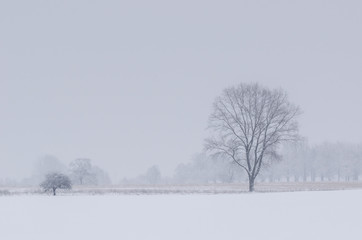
[0,190,361,240]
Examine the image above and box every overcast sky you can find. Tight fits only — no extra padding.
[1,0,361,181]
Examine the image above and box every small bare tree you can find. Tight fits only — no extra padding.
[205,83,300,191]
[40,172,72,196]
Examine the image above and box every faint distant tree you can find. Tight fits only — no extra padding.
[69,158,94,185]
[35,155,67,175]
[91,166,112,185]
[279,140,310,182]
[350,145,362,181]
[172,154,244,184]
[174,163,192,184]
[40,172,72,196]
[125,165,162,185]
[145,165,161,184]
[205,83,300,191]
[30,155,67,185]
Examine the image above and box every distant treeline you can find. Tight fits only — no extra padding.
[2,141,361,187]
[122,141,362,185]
[261,141,362,182]
[0,156,111,187]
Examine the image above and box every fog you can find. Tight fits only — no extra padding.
[1,1,362,182]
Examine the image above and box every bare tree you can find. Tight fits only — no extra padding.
[40,172,72,196]
[69,158,94,185]
[145,165,162,184]
[205,83,300,191]
[172,153,243,184]
[91,166,112,185]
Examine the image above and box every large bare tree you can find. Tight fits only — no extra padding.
[205,83,300,191]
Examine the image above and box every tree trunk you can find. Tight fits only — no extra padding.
[249,177,255,192]
[52,188,56,196]
[353,173,359,181]
[269,175,274,183]
[337,168,341,182]
[294,175,298,182]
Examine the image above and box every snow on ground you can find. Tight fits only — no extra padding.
[4,182,362,195]
[0,190,361,240]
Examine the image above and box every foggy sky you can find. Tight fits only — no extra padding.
[1,0,362,181]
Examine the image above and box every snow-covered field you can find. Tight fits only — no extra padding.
[1,190,361,240]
